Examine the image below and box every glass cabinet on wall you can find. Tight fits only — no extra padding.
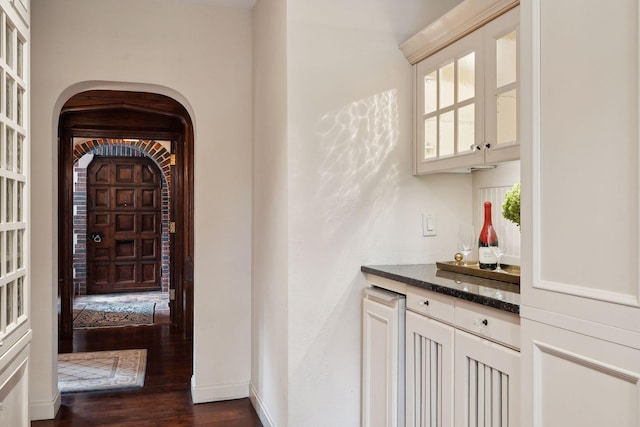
[410,6,519,174]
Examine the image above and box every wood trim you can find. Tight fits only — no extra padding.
[64,129,180,141]
[180,124,195,339]
[58,131,74,338]
[399,0,519,64]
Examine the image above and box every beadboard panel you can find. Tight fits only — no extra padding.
[472,161,521,265]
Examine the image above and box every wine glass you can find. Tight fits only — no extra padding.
[490,224,505,272]
[457,225,475,266]
[491,243,505,272]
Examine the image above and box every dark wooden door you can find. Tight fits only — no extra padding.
[87,156,162,294]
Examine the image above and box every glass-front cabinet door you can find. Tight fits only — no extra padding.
[484,6,519,165]
[0,0,28,354]
[0,0,29,424]
[414,6,519,174]
[415,29,485,174]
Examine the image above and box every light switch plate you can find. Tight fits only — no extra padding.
[422,213,436,236]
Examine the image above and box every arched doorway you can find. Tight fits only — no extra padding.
[73,141,172,297]
[57,90,194,340]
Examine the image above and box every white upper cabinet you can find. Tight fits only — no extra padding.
[402,1,519,174]
[415,29,485,173]
[483,8,519,165]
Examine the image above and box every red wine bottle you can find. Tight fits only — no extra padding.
[478,201,498,270]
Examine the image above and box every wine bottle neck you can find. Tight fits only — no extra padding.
[483,201,493,225]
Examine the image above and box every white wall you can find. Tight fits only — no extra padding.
[251,0,289,426]
[285,0,466,425]
[31,0,252,416]
[252,0,469,424]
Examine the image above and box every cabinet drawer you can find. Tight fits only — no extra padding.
[406,287,454,324]
[454,299,520,350]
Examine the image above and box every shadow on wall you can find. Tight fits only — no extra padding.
[314,89,401,237]
[287,90,403,425]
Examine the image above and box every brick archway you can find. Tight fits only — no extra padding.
[73,138,172,182]
[72,139,172,295]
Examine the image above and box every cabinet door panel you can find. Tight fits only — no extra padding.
[522,0,640,331]
[362,295,403,427]
[522,319,640,426]
[406,310,454,427]
[414,30,485,174]
[484,6,520,164]
[454,329,519,427]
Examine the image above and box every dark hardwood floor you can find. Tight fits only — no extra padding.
[32,324,262,427]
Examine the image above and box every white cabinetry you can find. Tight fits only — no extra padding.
[405,294,454,426]
[0,0,29,423]
[454,330,519,427]
[362,287,405,427]
[403,2,519,174]
[404,287,520,427]
[520,0,640,425]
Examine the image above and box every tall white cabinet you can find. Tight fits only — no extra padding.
[0,0,30,425]
[520,0,640,425]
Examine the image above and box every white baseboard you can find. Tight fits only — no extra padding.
[190,376,249,404]
[249,383,276,427]
[30,389,61,421]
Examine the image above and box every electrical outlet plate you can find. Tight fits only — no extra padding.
[422,213,436,236]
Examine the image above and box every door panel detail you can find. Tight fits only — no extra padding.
[115,164,135,182]
[87,156,162,293]
[93,189,110,208]
[115,214,135,232]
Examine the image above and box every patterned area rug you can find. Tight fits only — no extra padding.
[73,302,156,329]
[58,349,147,393]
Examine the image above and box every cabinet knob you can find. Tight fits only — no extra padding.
[474,318,489,328]
[418,300,429,306]
[484,143,491,149]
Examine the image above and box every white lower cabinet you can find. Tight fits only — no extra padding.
[362,288,406,427]
[454,329,520,427]
[406,310,454,427]
[0,333,31,427]
[521,317,640,426]
[405,291,520,427]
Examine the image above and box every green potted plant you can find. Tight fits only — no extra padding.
[502,183,520,228]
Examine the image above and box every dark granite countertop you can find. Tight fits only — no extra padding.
[361,264,520,314]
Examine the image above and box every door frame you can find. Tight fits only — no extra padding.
[57,90,194,339]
